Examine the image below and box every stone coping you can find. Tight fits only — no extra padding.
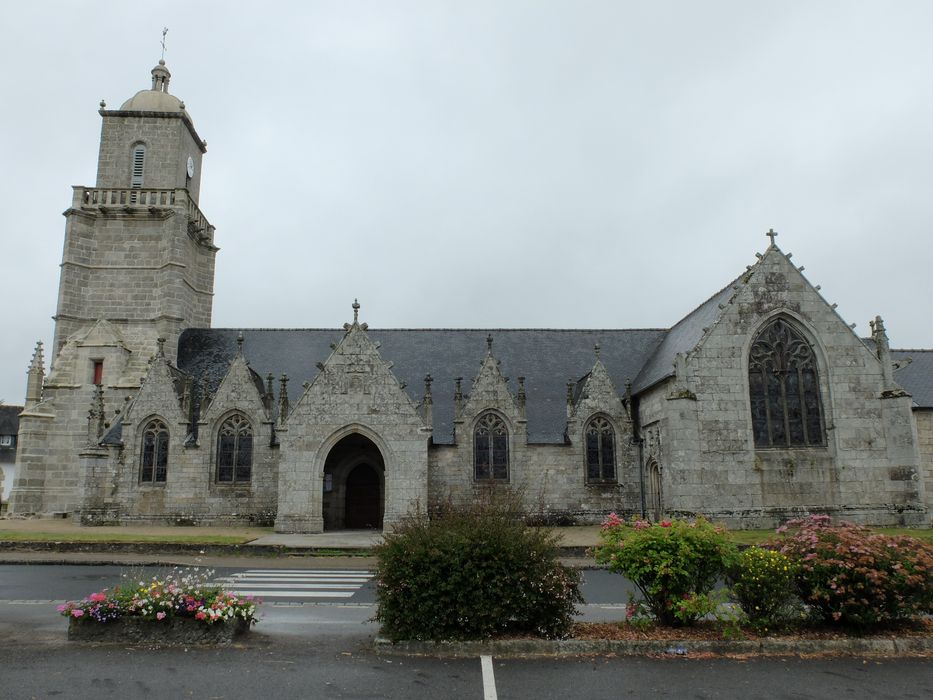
[373,635,933,658]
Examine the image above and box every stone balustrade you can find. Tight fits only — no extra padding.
[73,187,213,241]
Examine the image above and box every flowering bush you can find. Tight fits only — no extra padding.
[593,515,737,626]
[727,546,798,629]
[774,515,933,628]
[374,501,583,641]
[58,568,260,626]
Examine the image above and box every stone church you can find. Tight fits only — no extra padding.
[9,61,933,531]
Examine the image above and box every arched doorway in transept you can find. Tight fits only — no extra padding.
[322,433,385,530]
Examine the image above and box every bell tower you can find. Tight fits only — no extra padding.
[52,59,217,368]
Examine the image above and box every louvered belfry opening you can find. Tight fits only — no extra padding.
[129,144,145,202]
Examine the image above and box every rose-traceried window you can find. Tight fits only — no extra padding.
[748,318,825,448]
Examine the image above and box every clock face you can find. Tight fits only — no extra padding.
[186,156,195,178]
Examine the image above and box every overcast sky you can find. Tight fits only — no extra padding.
[1,1,931,403]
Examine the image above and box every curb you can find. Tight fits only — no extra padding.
[0,541,373,557]
[373,635,933,658]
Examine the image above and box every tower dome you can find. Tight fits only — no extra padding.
[119,60,189,115]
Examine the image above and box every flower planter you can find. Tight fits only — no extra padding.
[68,615,250,646]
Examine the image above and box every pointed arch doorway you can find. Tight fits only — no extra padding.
[322,433,385,530]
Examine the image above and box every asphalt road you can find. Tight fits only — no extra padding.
[1,564,931,699]
[0,563,637,606]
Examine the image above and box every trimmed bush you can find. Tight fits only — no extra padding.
[594,515,737,626]
[727,546,798,628]
[774,515,933,628]
[373,502,583,641]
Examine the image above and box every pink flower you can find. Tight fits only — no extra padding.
[57,604,67,613]
[156,612,166,620]
[71,609,85,618]
[660,520,672,528]
[89,592,107,603]
[195,611,207,620]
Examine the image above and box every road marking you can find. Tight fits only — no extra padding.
[481,655,498,700]
[212,569,371,601]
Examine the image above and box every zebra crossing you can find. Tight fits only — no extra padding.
[213,569,373,601]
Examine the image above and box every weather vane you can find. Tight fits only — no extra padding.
[160,27,169,60]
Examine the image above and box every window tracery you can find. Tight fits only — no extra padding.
[748,318,824,448]
[140,419,169,483]
[585,416,616,482]
[216,414,253,483]
[474,412,509,480]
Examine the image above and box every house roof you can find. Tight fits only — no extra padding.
[177,328,667,444]
[0,405,22,435]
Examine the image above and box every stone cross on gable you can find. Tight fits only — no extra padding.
[766,228,778,246]
[352,298,360,324]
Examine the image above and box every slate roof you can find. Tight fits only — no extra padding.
[632,281,737,393]
[0,405,22,435]
[893,350,933,409]
[177,328,667,444]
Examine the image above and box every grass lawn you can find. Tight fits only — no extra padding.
[0,531,260,545]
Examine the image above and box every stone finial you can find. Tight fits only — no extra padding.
[517,376,526,418]
[25,340,46,408]
[236,331,244,353]
[265,373,275,410]
[422,374,434,426]
[278,375,290,424]
[566,380,574,405]
[99,99,106,109]
[156,337,166,358]
[454,377,464,418]
[872,315,896,391]
[423,373,433,402]
[352,298,360,324]
[765,228,778,247]
[485,333,494,356]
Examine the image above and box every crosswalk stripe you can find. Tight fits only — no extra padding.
[227,590,356,598]
[213,569,372,601]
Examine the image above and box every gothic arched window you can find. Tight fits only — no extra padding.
[140,419,169,483]
[216,414,253,483]
[474,412,509,480]
[585,416,616,482]
[748,318,825,448]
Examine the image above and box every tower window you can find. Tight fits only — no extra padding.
[130,144,145,188]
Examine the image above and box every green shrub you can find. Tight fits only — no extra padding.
[373,502,582,641]
[727,546,798,629]
[774,515,933,628]
[593,514,737,626]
